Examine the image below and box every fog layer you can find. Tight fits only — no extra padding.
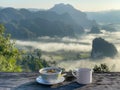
[15,30,120,71]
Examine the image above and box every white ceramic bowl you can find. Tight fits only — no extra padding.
[39,67,62,83]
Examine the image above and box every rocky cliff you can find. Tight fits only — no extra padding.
[91,37,118,58]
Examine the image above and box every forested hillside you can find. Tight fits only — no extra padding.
[0,4,97,39]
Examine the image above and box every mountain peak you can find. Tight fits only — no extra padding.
[49,3,97,29]
[53,3,74,9]
[50,3,76,13]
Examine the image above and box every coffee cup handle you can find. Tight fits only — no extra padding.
[72,69,78,78]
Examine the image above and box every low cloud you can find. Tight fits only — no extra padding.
[57,57,120,71]
[15,31,120,71]
[16,31,120,52]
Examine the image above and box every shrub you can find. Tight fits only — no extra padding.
[0,24,22,72]
[93,63,110,73]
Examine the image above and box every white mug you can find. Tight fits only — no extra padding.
[72,68,92,84]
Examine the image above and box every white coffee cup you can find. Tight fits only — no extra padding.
[72,68,92,84]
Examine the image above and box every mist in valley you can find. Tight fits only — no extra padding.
[15,29,120,71]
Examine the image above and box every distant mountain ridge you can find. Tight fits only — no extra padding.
[49,3,97,29]
[86,10,120,24]
[0,4,97,39]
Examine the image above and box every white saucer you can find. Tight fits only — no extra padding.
[36,76,65,85]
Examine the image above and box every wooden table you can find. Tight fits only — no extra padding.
[0,72,120,90]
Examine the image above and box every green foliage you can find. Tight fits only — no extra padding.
[0,24,50,72]
[21,49,49,72]
[0,56,22,72]
[0,24,22,72]
[93,63,110,73]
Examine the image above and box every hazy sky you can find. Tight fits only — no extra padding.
[0,0,120,11]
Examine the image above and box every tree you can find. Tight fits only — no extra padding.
[21,49,49,72]
[34,49,42,60]
[0,24,22,72]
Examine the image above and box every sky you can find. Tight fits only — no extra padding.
[0,0,120,11]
